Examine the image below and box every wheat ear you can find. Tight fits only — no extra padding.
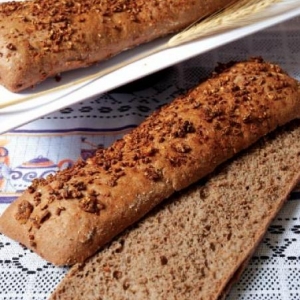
[169,0,284,46]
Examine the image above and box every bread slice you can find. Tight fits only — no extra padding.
[50,120,300,300]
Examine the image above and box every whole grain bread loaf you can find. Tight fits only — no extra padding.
[49,120,300,300]
[0,58,299,266]
[0,0,234,92]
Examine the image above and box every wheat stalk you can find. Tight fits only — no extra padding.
[2,0,296,111]
[169,0,282,46]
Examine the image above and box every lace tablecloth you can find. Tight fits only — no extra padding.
[0,16,300,300]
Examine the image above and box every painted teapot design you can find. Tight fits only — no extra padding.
[2,155,73,192]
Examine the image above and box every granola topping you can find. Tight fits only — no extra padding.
[15,200,34,224]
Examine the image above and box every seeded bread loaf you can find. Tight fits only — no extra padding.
[0,58,299,266]
[0,0,234,92]
[50,120,300,300]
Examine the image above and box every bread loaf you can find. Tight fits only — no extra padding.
[0,58,299,266]
[49,120,300,300]
[0,0,234,92]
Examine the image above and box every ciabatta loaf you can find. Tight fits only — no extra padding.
[0,0,234,92]
[0,58,299,266]
[50,120,300,300]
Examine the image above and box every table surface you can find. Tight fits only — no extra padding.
[0,15,300,300]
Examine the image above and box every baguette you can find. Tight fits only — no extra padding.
[0,58,299,266]
[49,120,300,300]
[0,0,234,92]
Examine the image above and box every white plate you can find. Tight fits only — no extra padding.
[1,0,300,134]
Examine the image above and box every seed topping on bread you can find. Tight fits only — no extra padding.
[0,0,176,55]
[14,58,298,225]
[1,58,299,265]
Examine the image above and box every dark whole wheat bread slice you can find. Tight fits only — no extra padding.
[50,120,300,300]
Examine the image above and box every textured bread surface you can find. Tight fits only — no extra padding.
[0,58,299,266]
[0,0,234,92]
[50,120,300,300]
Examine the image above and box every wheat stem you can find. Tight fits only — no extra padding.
[168,0,282,46]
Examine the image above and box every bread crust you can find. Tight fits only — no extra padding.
[0,58,299,266]
[0,0,234,92]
